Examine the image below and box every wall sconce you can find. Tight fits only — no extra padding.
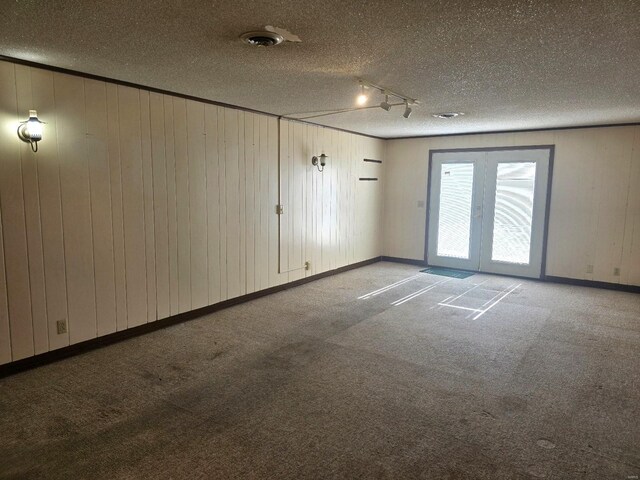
[311,153,327,172]
[17,110,44,152]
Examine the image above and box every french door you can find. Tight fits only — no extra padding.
[427,148,551,279]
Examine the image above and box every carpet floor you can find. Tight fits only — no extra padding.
[0,262,639,479]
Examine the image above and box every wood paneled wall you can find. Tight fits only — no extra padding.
[0,60,384,365]
[383,126,640,286]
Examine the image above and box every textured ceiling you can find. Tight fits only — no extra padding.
[1,0,639,138]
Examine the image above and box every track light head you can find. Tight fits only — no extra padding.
[403,102,412,119]
[379,95,392,112]
[356,83,368,106]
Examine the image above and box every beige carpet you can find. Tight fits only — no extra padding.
[1,262,639,479]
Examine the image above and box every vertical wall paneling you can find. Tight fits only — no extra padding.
[30,68,69,351]
[238,111,247,296]
[258,116,270,290]
[268,118,283,286]
[105,84,128,332]
[173,98,191,313]
[14,65,48,354]
[304,124,313,277]
[315,126,322,273]
[0,59,385,364]
[216,107,228,300]
[252,114,262,289]
[163,95,179,316]
[149,93,170,320]
[117,86,147,327]
[84,79,117,336]
[186,100,208,309]
[140,91,157,322]
[56,73,98,344]
[224,109,241,298]
[290,122,304,282]
[244,113,256,294]
[0,209,10,364]
[279,120,289,274]
[205,105,221,304]
[0,61,34,360]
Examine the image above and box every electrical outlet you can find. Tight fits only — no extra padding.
[586,264,594,274]
[56,319,67,335]
[613,267,620,276]
[304,261,311,271]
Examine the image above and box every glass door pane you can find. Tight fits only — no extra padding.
[437,163,475,259]
[491,162,536,264]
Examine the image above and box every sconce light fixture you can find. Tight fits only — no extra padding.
[17,110,44,152]
[311,153,327,172]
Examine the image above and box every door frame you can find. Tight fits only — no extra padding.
[423,145,555,280]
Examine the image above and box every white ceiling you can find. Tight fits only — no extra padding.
[1,0,639,138]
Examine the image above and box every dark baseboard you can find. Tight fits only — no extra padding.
[544,275,640,294]
[0,257,382,378]
[380,256,428,267]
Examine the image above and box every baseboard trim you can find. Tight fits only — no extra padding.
[380,256,428,267]
[380,257,640,294]
[543,275,640,294]
[0,257,382,378]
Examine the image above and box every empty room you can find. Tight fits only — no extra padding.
[0,1,639,479]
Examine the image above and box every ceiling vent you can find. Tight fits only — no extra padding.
[432,112,464,119]
[240,31,284,47]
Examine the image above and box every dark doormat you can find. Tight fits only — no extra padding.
[420,267,475,279]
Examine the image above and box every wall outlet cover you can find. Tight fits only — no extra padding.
[56,319,67,335]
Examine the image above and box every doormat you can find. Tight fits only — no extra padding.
[420,267,475,279]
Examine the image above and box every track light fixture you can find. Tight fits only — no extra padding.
[356,79,418,119]
[356,83,368,106]
[403,101,412,119]
[380,94,392,112]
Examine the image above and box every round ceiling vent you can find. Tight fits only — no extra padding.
[240,31,284,47]
[432,112,464,119]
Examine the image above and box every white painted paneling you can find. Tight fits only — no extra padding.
[205,105,221,305]
[0,208,10,364]
[85,78,117,337]
[31,68,69,351]
[173,97,191,313]
[0,61,34,361]
[0,59,384,365]
[150,92,170,320]
[163,95,180,316]
[258,116,270,289]
[140,91,157,322]
[186,100,208,309]
[224,109,241,298]
[118,86,147,327]
[244,113,256,294]
[106,83,128,332]
[55,73,97,344]
[383,126,640,286]
[15,65,48,355]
